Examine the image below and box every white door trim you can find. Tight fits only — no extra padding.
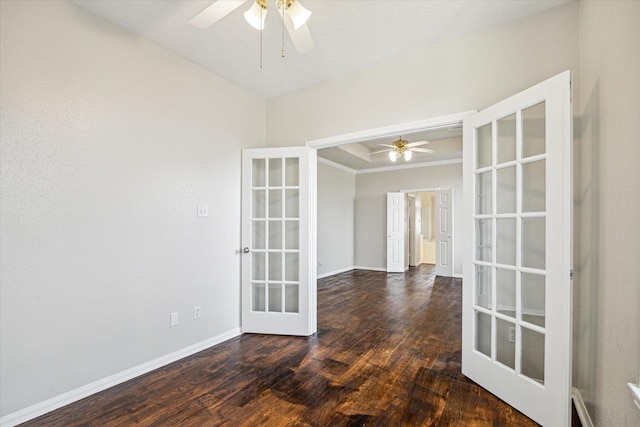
[305,111,475,150]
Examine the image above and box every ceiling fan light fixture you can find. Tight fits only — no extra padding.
[403,150,413,161]
[244,0,268,30]
[286,0,312,30]
[389,151,399,162]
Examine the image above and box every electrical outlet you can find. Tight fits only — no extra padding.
[193,306,201,319]
[170,312,179,327]
[197,205,209,218]
[508,326,516,343]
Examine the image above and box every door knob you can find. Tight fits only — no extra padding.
[242,247,250,254]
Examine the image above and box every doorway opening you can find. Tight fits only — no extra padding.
[309,111,472,280]
[410,191,436,266]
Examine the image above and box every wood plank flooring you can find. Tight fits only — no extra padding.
[22,265,538,426]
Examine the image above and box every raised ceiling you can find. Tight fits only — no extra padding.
[74,0,572,99]
[318,126,463,172]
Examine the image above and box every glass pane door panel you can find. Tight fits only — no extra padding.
[496,218,517,266]
[477,123,492,169]
[497,166,517,214]
[285,158,299,186]
[243,148,309,336]
[496,268,516,317]
[285,285,299,313]
[252,283,265,312]
[285,221,299,250]
[268,158,283,186]
[476,311,492,357]
[252,159,266,187]
[496,318,516,369]
[522,102,546,158]
[521,327,545,384]
[268,252,282,280]
[252,253,265,280]
[475,219,492,262]
[268,283,282,312]
[285,190,299,218]
[268,221,282,249]
[522,218,545,270]
[269,190,282,218]
[476,172,492,215]
[522,273,546,327]
[497,113,517,164]
[252,190,266,218]
[285,253,299,281]
[252,221,265,250]
[475,265,492,309]
[522,160,546,212]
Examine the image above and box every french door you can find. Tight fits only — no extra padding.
[462,71,572,426]
[241,147,317,336]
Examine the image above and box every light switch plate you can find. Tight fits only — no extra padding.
[197,205,209,218]
[170,312,179,327]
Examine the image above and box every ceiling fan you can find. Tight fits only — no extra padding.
[189,0,315,54]
[370,137,434,162]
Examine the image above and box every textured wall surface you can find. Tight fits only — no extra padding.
[317,162,355,276]
[574,1,640,425]
[266,3,579,148]
[0,0,264,416]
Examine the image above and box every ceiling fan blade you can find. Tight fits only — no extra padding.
[189,0,248,29]
[277,7,315,53]
[288,23,315,53]
[412,148,435,153]
[378,144,396,148]
[369,148,392,155]
[406,140,430,147]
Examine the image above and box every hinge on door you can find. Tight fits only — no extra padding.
[570,269,574,280]
[570,76,573,103]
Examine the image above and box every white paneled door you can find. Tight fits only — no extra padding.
[462,71,572,426]
[386,192,406,273]
[435,188,453,277]
[241,147,317,336]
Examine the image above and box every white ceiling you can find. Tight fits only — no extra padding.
[75,0,572,99]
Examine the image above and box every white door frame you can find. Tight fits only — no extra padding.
[306,112,474,151]
[399,188,453,275]
[307,111,473,277]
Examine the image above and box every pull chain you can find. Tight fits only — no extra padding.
[281,0,285,57]
[260,6,263,68]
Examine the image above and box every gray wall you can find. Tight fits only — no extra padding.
[317,161,355,276]
[268,2,639,424]
[354,163,463,274]
[3,0,638,424]
[0,1,265,416]
[574,2,640,425]
[266,3,580,147]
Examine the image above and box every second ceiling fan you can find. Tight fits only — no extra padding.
[189,0,315,54]
[370,137,434,162]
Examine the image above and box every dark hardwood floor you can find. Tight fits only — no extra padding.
[22,265,538,426]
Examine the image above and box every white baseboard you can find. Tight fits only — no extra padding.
[0,328,242,427]
[572,387,594,427]
[353,266,387,272]
[453,273,463,278]
[317,266,355,279]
